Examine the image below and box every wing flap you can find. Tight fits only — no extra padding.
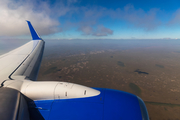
[0,41,34,81]
[12,40,44,80]
[0,54,27,80]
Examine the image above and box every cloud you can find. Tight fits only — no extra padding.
[76,4,161,31]
[0,0,66,36]
[168,9,180,25]
[64,4,162,36]
[58,4,162,36]
[78,26,93,35]
[93,25,113,36]
[78,25,113,37]
[0,1,176,38]
[118,5,161,30]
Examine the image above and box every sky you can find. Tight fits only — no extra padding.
[1,0,180,39]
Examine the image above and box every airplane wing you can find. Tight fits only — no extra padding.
[0,21,44,83]
[0,21,149,120]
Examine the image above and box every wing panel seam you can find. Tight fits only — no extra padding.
[8,54,30,80]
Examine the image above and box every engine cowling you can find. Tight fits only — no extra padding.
[4,80,149,120]
[21,81,100,100]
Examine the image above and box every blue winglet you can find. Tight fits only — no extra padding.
[26,21,41,40]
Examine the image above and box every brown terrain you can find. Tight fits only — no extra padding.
[37,40,180,120]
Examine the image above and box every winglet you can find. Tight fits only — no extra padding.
[26,21,41,40]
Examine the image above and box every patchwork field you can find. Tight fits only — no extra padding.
[37,40,180,120]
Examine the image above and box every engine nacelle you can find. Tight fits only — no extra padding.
[21,81,100,100]
[4,80,149,120]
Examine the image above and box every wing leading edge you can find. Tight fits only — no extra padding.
[0,21,44,83]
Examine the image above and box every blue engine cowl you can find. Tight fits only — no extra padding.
[28,88,149,120]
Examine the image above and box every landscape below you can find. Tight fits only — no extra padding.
[8,39,179,120]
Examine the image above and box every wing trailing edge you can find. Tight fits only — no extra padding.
[26,21,41,40]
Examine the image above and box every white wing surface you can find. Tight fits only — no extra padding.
[0,21,44,83]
